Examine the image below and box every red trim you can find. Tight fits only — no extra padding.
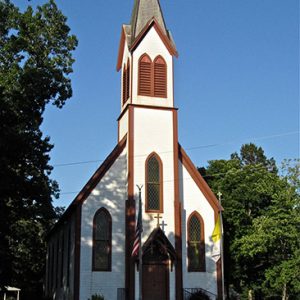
[178,145,223,213]
[128,106,134,200]
[172,58,175,107]
[178,145,223,297]
[187,211,206,272]
[130,54,133,104]
[117,104,178,124]
[92,208,112,272]
[74,205,81,300]
[138,53,152,97]
[126,105,135,300]
[130,18,178,57]
[48,135,127,237]
[145,152,164,213]
[117,26,126,71]
[173,110,183,300]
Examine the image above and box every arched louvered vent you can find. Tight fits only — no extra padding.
[138,54,152,96]
[126,60,130,101]
[154,56,167,98]
[122,64,127,105]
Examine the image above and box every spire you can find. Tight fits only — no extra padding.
[130,0,168,41]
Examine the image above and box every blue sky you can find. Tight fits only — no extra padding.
[14,0,299,208]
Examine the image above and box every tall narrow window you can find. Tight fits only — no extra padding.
[138,54,152,96]
[93,208,112,271]
[146,153,163,212]
[188,212,206,272]
[154,56,167,98]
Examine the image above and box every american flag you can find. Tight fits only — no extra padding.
[132,199,143,257]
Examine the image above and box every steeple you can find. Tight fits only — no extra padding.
[117,0,177,72]
[130,0,168,41]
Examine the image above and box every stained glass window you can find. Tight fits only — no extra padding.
[93,208,112,271]
[146,154,162,212]
[188,213,205,272]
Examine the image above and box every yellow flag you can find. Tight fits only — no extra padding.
[211,215,222,262]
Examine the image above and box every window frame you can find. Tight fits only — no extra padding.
[145,152,163,213]
[92,207,112,272]
[187,211,206,272]
[153,55,167,98]
[138,54,167,98]
[138,53,152,97]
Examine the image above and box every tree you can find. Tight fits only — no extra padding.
[201,144,299,298]
[0,0,77,298]
[237,159,300,299]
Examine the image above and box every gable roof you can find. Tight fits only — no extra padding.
[130,0,167,42]
[178,144,223,215]
[142,227,176,261]
[116,0,177,71]
[47,135,127,237]
[130,18,178,56]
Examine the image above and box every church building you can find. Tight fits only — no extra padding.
[45,1,223,299]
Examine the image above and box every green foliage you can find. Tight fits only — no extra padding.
[201,145,299,299]
[0,0,77,298]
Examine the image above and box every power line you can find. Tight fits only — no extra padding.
[59,163,277,195]
[52,130,299,168]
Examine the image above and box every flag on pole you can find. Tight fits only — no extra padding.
[211,214,222,262]
[132,198,143,257]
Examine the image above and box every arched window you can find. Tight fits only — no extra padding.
[187,212,206,272]
[154,56,167,98]
[146,153,163,212]
[92,208,112,271]
[138,54,152,96]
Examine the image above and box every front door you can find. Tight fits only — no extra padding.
[142,263,169,300]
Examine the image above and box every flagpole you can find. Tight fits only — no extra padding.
[217,191,225,300]
[136,185,143,300]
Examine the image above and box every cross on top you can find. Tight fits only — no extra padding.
[154,213,162,227]
[159,220,168,232]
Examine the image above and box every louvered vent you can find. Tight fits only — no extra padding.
[122,66,127,105]
[154,57,167,98]
[138,55,152,96]
[126,63,130,100]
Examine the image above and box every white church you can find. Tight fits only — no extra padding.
[45,1,223,299]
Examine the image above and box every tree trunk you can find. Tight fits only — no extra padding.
[282,283,288,300]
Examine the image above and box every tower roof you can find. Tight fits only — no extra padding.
[117,0,177,71]
[130,0,167,41]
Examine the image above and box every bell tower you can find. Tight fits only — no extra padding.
[117,0,178,116]
[117,1,182,299]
